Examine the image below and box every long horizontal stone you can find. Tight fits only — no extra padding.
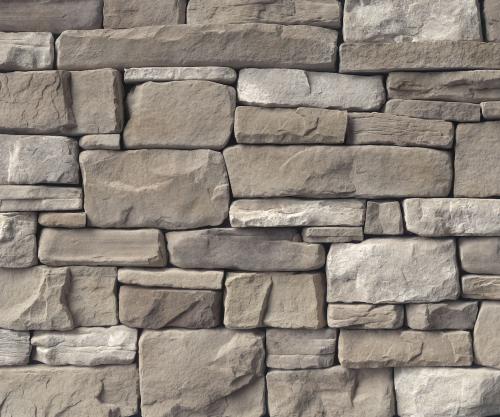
[224,145,452,198]
[302,226,364,243]
[481,101,500,119]
[0,212,37,268]
[79,134,121,150]
[0,186,80,212]
[56,24,338,70]
[0,329,30,366]
[124,66,237,84]
[385,99,481,122]
[473,301,500,369]
[406,302,478,330]
[238,69,385,111]
[327,304,404,329]
[104,0,186,28]
[460,237,500,274]
[462,275,500,300]
[38,212,86,228]
[0,32,53,71]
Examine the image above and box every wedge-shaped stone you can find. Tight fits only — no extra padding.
[404,198,500,236]
[0,365,138,417]
[302,226,364,243]
[0,186,82,212]
[238,69,385,111]
[124,66,237,84]
[462,275,500,300]
[79,134,121,150]
[327,304,404,329]
[124,81,235,150]
[327,238,459,303]
[224,272,325,329]
[406,302,478,330]
[481,101,500,119]
[0,212,37,268]
[474,302,500,369]
[224,145,452,198]
[56,24,338,70]
[365,201,404,235]
[485,0,500,41]
[119,286,221,329]
[167,228,325,271]
[38,212,86,228]
[267,367,394,417]
[0,32,53,71]
[39,228,167,267]
[385,99,481,122]
[140,329,265,417]
[460,237,500,274]
[81,150,229,229]
[0,329,30,366]
[104,0,186,28]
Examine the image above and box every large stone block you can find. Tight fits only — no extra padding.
[0,32,53,71]
[327,304,404,329]
[462,275,500,300]
[485,0,500,41]
[0,329,30,366]
[0,186,82,212]
[460,237,500,274]
[124,66,237,84]
[473,301,500,369]
[0,212,37,268]
[385,99,481,122]
[406,302,478,330]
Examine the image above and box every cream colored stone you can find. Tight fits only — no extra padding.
[0,212,37,268]
[124,66,237,84]
[481,101,500,119]
[462,275,500,300]
[79,134,121,150]
[473,302,500,369]
[0,186,82,212]
[38,212,86,228]
[0,329,30,366]
[385,99,481,122]
[0,32,53,71]
[327,304,404,329]
[460,237,500,274]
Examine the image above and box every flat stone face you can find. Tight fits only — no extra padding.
[267,367,394,417]
[474,302,500,369]
[404,198,500,236]
[327,304,404,329]
[124,81,235,150]
[406,302,478,330]
[224,145,452,198]
[365,201,404,235]
[237,69,385,111]
[462,275,500,300]
[235,106,347,145]
[0,186,82,212]
[79,134,121,150]
[481,101,500,119]
[119,286,221,329]
[32,326,137,366]
[56,24,338,70]
[224,272,325,329]
[302,226,364,243]
[39,228,167,267]
[460,237,500,274]
[124,66,237,84]
[81,150,229,229]
[139,329,265,417]
[327,238,459,304]
[0,32,53,71]
[167,228,325,271]
[0,212,37,268]
[385,99,481,122]
[0,329,30,366]
[38,212,86,228]
[485,0,500,41]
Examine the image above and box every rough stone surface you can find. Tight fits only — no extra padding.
[485,0,500,41]
[0,329,30,366]
[473,301,500,369]
[406,302,478,330]
[460,237,500,274]
[302,226,364,243]
[327,304,404,329]
[80,134,121,150]
[0,32,53,71]
[38,212,86,228]
[462,275,500,300]
[124,66,237,84]
[0,212,37,268]
[327,238,459,304]
[385,99,481,122]
[139,329,266,417]
[365,201,404,235]
[481,101,500,119]
[0,186,82,212]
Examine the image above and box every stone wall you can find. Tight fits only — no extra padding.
[1,1,500,416]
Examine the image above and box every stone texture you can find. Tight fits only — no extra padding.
[0,186,82,211]
[224,272,325,329]
[327,304,404,329]
[38,212,86,228]
[235,106,347,145]
[462,275,500,300]
[485,0,500,41]
[124,81,235,150]
[80,134,121,150]
[139,329,265,417]
[302,226,364,243]
[224,145,452,198]
[81,150,229,229]
[406,302,478,330]
[124,66,237,84]
[481,101,500,119]
[385,99,481,122]
[460,237,500,274]
[473,302,500,369]
[56,24,338,70]
[32,326,137,366]
[39,228,167,267]
[0,329,30,366]
[267,367,394,417]
[167,228,325,271]
[238,69,385,111]
[365,201,404,235]
[0,212,37,268]
[339,330,473,368]
[0,32,53,71]
[327,238,459,303]
[119,286,221,329]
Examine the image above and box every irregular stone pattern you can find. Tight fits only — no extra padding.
[124,66,237,84]
[0,329,30,366]
[406,302,478,330]
[0,32,53,71]
[385,99,481,122]
[460,237,500,274]
[0,212,37,268]
[327,304,404,329]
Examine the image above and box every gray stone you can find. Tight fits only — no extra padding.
[473,301,500,369]
[406,302,478,330]
[81,150,229,229]
[124,66,237,84]
[38,212,86,228]
[119,286,221,329]
[139,329,265,417]
[385,99,481,122]
[79,134,121,150]
[365,201,404,235]
[0,212,37,268]
[327,304,404,329]
[462,275,500,300]
[0,185,82,211]
[238,68,385,111]
[32,326,137,366]
[485,0,500,41]
[39,228,167,267]
[224,272,325,329]
[0,32,53,71]
[124,81,235,150]
[235,106,347,145]
[0,329,30,366]
[460,237,500,274]
[224,145,452,198]
[167,228,325,271]
[327,238,459,303]
[56,24,338,70]
[481,101,500,119]
[302,226,364,243]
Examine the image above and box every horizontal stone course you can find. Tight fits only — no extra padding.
[124,66,237,84]
[302,226,364,243]
[460,238,500,274]
[385,99,481,122]
[406,302,478,330]
[0,32,54,71]
[462,275,500,300]
[104,0,186,28]
[327,304,404,329]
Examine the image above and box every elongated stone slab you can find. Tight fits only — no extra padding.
[80,134,121,150]
[327,304,404,329]
[104,0,186,28]
[481,101,500,119]
[385,99,481,122]
[238,69,385,111]
[124,66,237,84]
[460,237,500,274]
[462,275,500,300]
[0,32,53,71]
[302,226,364,243]
[38,212,86,228]
[224,145,452,198]
[0,329,30,366]
[485,0,500,41]
[327,238,459,304]
[0,186,82,212]
[406,302,478,330]
[0,212,37,268]
[473,301,500,369]
[57,24,338,70]
[365,201,404,235]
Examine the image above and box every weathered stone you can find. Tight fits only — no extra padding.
[302,226,364,243]
[347,112,454,149]
[327,238,459,303]
[0,329,30,366]
[473,302,500,369]
[57,24,338,70]
[485,0,500,41]
[140,329,265,417]
[38,212,86,228]
[125,66,237,84]
[481,101,500,119]
[167,228,325,271]
[124,81,235,150]
[104,0,186,28]
[0,32,53,71]
[119,286,221,329]
[0,365,138,416]
[385,99,481,122]
[224,145,452,198]
[39,228,167,267]
[462,275,500,300]
[343,0,481,42]
[238,68,385,111]
[339,330,473,368]
[267,367,395,417]
[224,272,325,329]
[327,304,404,329]
[0,71,74,134]
[460,237,500,274]
[118,268,224,290]
[0,186,82,211]
[79,134,121,150]
[81,150,229,229]
[230,199,365,227]
[0,212,37,268]
[406,302,478,330]
[365,201,404,235]
[404,198,500,236]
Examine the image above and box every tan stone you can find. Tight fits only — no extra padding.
[462,275,500,300]
[365,201,404,235]
[0,32,53,71]
[124,66,237,84]
[406,302,478,330]
[0,212,37,268]
[385,99,481,122]
[481,101,500,119]
[38,212,86,228]
[0,329,30,366]
[460,237,500,274]
[327,304,404,329]
[79,134,121,150]
[0,186,81,212]
[485,0,500,41]
[302,226,364,243]
[474,302,500,369]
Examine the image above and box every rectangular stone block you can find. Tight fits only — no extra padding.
[38,212,86,228]
[79,134,121,150]
[485,0,500,41]
[0,32,53,71]
[481,101,500,119]
[124,66,237,84]
[364,201,404,235]
[0,329,30,366]
[460,237,500,274]
[302,226,364,243]
[406,302,478,330]
[327,304,404,329]
[0,212,37,268]
[0,186,82,212]
[462,275,500,300]
[473,301,500,369]
[385,99,481,122]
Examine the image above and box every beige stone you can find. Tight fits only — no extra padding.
[462,275,500,300]
[302,226,364,243]
[485,0,500,41]
[385,99,481,122]
[473,302,500,369]
[0,329,30,366]
[79,134,121,150]
[0,212,37,268]
[460,237,500,274]
[38,212,86,228]
[0,32,53,71]
[481,101,500,119]
[406,302,478,330]
[124,66,237,84]
[0,186,82,212]
[365,201,404,235]
[327,304,404,329]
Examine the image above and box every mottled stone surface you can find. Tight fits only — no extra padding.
[0,32,53,71]
[38,212,86,228]
[364,201,404,235]
[474,301,500,369]
[124,66,237,84]
[385,99,481,122]
[302,226,364,243]
[0,186,82,212]
[80,134,121,150]
[462,275,500,300]
[460,237,500,274]
[0,212,37,268]
[406,302,478,330]
[481,101,500,119]
[0,329,30,366]
[327,304,404,329]
[485,0,500,42]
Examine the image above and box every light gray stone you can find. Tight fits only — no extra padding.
[365,201,404,235]
[460,237,500,274]
[139,329,265,417]
[39,228,167,267]
[124,66,237,84]
[0,212,37,268]
[224,145,452,198]
[0,186,82,212]
[124,81,235,150]
[481,101,500,120]
[0,329,30,366]
[327,304,404,329]
[302,226,364,243]
[238,68,385,111]
[224,272,325,329]
[462,275,500,300]
[38,212,86,228]
[327,238,459,303]
[406,302,478,330]
[79,134,121,150]
[0,32,53,71]
[81,150,229,229]
[473,301,500,369]
[385,99,481,122]
[485,0,500,41]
